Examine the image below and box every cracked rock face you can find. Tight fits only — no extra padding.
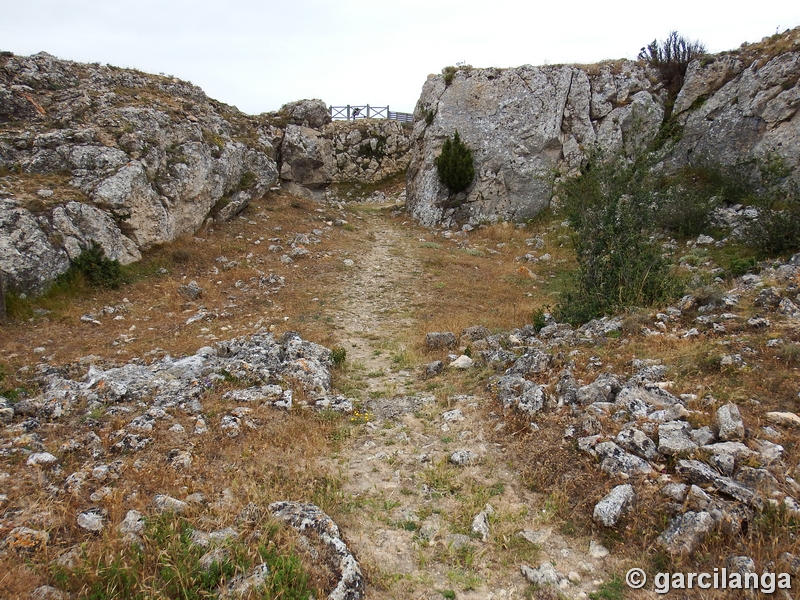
[406,62,661,227]
[0,52,279,294]
[406,43,800,227]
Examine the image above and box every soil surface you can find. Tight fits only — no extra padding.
[320,203,622,600]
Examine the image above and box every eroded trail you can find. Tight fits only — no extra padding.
[323,204,620,600]
[332,209,423,398]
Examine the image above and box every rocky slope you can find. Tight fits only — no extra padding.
[2,190,800,598]
[0,53,412,295]
[0,52,283,293]
[407,28,800,227]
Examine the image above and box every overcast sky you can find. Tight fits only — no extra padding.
[2,1,799,115]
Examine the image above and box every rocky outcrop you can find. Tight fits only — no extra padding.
[407,28,800,227]
[0,52,280,293]
[406,61,662,226]
[669,48,800,176]
[279,119,412,200]
[0,52,413,292]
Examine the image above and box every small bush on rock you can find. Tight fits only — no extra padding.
[63,241,126,290]
[436,130,475,195]
[639,31,706,118]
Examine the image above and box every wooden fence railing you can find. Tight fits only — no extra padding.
[329,105,414,123]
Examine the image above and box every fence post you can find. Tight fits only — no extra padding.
[387,105,390,120]
[347,105,351,120]
[0,270,6,322]
[366,104,370,118]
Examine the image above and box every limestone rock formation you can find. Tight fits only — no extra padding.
[407,28,800,227]
[406,61,662,226]
[0,52,279,293]
[279,119,412,200]
[277,98,331,129]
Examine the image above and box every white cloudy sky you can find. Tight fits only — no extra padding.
[2,1,799,115]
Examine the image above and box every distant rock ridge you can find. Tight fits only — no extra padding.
[0,53,412,293]
[406,28,800,227]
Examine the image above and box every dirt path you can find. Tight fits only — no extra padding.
[323,204,620,600]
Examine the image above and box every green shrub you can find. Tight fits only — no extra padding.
[742,154,800,256]
[330,346,347,368]
[435,130,475,195]
[555,151,683,324]
[443,66,458,86]
[64,241,126,290]
[650,164,745,237]
[530,308,548,333]
[639,31,706,118]
[238,170,257,190]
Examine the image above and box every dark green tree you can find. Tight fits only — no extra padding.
[435,130,475,194]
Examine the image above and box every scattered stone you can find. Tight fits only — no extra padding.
[518,528,552,545]
[593,484,636,527]
[658,421,698,457]
[617,428,657,460]
[449,355,473,369]
[593,442,653,476]
[726,555,756,575]
[450,450,479,466]
[765,412,800,428]
[221,563,270,598]
[589,540,609,558]
[118,510,145,543]
[424,361,444,377]
[446,533,472,550]
[442,409,464,422]
[689,426,716,446]
[30,585,68,599]
[425,331,457,350]
[521,563,567,587]
[3,526,50,552]
[26,452,58,467]
[675,459,754,503]
[747,317,770,328]
[471,510,490,542]
[178,280,203,300]
[153,494,189,514]
[662,483,688,502]
[77,509,106,532]
[461,325,490,341]
[659,511,716,555]
[716,403,745,441]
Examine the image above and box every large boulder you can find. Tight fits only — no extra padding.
[278,125,335,199]
[277,99,331,129]
[406,62,661,227]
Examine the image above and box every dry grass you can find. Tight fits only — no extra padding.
[0,169,89,213]
[4,184,800,597]
[729,25,800,67]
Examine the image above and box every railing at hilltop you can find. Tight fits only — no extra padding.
[330,105,414,123]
